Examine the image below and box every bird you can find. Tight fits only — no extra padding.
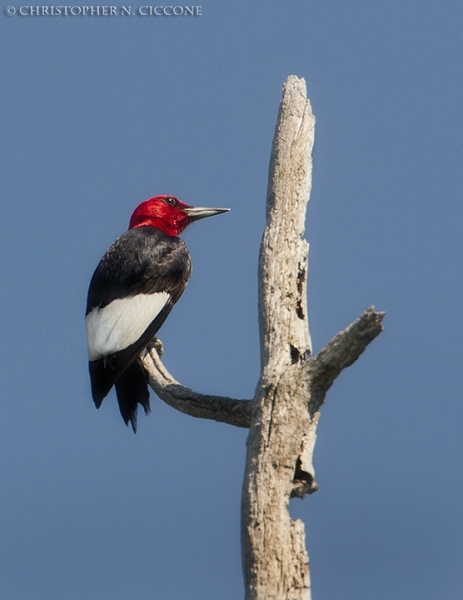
[85,195,229,432]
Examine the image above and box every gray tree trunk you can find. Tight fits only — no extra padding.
[142,75,384,600]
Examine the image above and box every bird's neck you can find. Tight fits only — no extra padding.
[129,217,188,237]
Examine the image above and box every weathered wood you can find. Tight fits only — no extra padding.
[241,75,315,600]
[241,78,384,600]
[141,341,252,428]
[143,75,384,600]
[259,75,314,372]
[141,303,384,434]
[307,306,385,402]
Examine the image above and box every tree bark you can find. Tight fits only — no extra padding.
[241,75,315,600]
[141,75,384,600]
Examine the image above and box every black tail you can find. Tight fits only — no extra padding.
[89,359,114,408]
[115,359,151,433]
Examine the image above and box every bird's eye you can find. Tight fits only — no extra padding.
[164,197,176,206]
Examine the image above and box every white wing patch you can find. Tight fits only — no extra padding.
[85,292,170,361]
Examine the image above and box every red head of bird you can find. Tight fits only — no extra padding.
[129,195,229,237]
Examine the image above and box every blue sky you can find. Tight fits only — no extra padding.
[1,2,462,598]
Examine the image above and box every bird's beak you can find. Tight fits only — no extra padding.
[184,206,230,222]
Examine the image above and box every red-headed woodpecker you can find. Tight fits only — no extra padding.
[86,195,229,432]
